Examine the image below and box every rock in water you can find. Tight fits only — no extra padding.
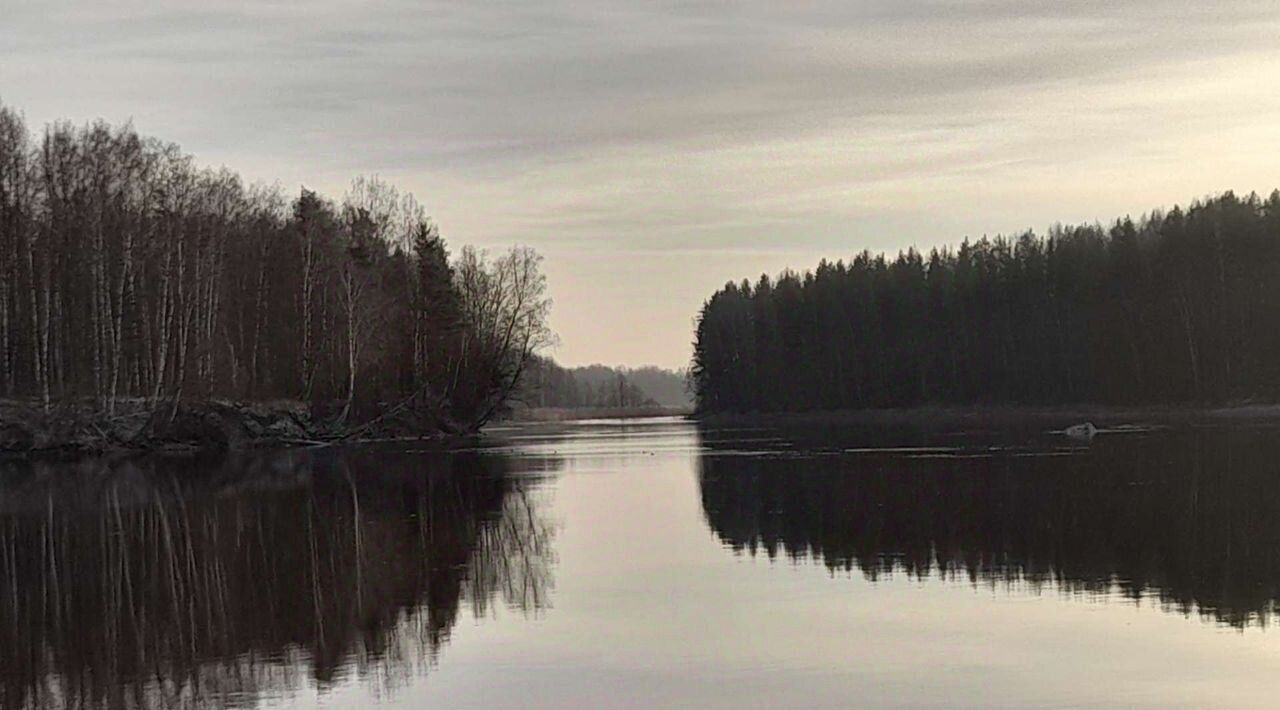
[1064,422,1098,441]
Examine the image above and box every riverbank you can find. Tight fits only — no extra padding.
[693,403,1280,431]
[0,399,467,455]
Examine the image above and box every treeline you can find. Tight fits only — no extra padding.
[692,191,1280,412]
[614,365,692,407]
[520,356,690,409]
[0,101,550,433]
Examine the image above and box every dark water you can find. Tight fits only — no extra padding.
[3,418,1280,708]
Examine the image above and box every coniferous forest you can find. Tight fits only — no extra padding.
[0,102,551,442]
[692,191,1280,412]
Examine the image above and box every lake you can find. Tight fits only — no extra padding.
[3,416,1280,708]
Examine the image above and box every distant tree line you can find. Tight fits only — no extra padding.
[0,101,550,432]
[618,365,693,408]
[692,191,1280,411]
[520,356,662,410]
[517,357,692,411]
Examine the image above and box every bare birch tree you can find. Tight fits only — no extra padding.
[0,99,554,435]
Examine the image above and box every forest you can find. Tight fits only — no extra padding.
[692,191,1280,412]
[517,356,691,411]
[0,101,551,443]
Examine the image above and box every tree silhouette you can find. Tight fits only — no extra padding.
[0,100,550,435]
[693,191,1280,411]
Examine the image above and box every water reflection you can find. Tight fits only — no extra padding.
[698,424,1280,628]
[0,446,556,709]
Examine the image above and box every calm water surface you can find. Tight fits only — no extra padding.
[4,417,1280,708]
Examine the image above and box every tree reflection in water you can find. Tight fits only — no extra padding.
[0,446,557,709]
[698,424,1280,628]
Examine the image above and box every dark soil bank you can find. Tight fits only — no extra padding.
[0,399,464,455]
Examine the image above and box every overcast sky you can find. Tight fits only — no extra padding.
[3,1,1279,369]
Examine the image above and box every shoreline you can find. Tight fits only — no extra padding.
[12,400,1280,457]
[692,403,1280,429]
[0,399,474,457]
